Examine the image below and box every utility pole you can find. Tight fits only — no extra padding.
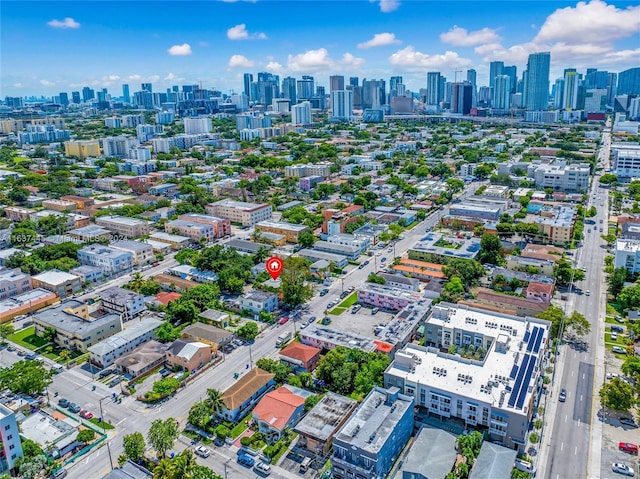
[98,396,114,470]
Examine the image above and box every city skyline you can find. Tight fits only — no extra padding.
[2,0,639,97]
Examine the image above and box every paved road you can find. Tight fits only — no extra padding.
[540,130,610,479]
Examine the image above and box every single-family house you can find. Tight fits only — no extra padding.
[219,368,276,422]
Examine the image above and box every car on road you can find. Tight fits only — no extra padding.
[308,316,316,324]
[25,352,38,360]
[582,266,587,272]
[7,346,15,352]
[585,290,591,296]
[109,377,123,387]
[254,461,271,476]
[363,260,370,266]
[619,442,639,454]
[237,454,255,467]
[68,403,81,413]
[613,346,627,354]
[340,291,349,299]
[79,410,93,419]
[327,301,336,309]
[559,388,567,402]
[612,463,635,476]
[358,263,365,269]
[278,317,289,325]
[620,417,638,427]
[319,288,329,296]
[50,468,68,479]
[381,257,387,262]
[58,398,69,408]
[194,446,210,458]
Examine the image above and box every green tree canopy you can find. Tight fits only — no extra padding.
[148,418,179,458]
[281,256,313,308]
[599,378,635,412]
[122,432,146,462]
[0,359,53,395]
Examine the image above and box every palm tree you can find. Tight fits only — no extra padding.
[152,458,175,479]
[173,450,197,479]
[205,388,224,417]
[128,272,145,292]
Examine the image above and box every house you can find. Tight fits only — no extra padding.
[154,292,182,307]
[31,270,82,298]
[198,309,230,329]
[219,368,276,422]
[98,287,146,321]
[332,387,414,479]
[278,342,321,372]
[468,442,518,479]
[393,426,457,479]
[166,339,211,372]
[251,385,310,443]
[294,393,357,456]
[525,282,554,303]
[239,290,278,315]
[181,322,234,352]
[114,340,169,380]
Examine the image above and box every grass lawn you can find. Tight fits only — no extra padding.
[271,432,298,464]
[8,326,47,351]
[606,302,622,316]
[230,417,250,439]
[336,292,357,309]
[328,307,346,315]
[36,344,85,363]
[604,316,624,325]
[604,333,627,345]
[89,417,115,430]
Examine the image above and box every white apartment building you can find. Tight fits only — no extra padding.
[183,117,212,135]
[614,239,640,273]
[291,101,312,126]
[531,162,590,192]
[88,317,162,368]
[384,303,551,452]
[284,162,332,178]
[102,136,139,158]
[111,240,154,265]
[205,199,272,226]
[0,404,23,472]
[77,245,134,276]
[95,215,150,238]
[612,144,640,179]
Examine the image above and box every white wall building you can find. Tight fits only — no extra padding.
[291,101,312,126]
[183,117,212,135]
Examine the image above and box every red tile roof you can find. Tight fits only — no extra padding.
[252,386,306,431]
[155,292,182,306]
[526,282,554,295]
[279,342,321,362]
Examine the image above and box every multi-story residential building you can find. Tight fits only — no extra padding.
[291,101,312,126]
[0,268,32,300]
[525,205,576,246]
[614,239,640,273]
[166,339,212,372]
[313,241,360,261]
[255,221,309,243]
[409,232,481,263]
[385,302,550,452]
[149,232,192,250]
[612,144,640,179]
[300,325,377,353]
[33,300,122,352]
[326,234,370,256]
[524,52,551,111]
[60,195,95,211]
[31,270,82,298]
[165,219,214,242]
[205,199,272,227]
[239,291,278,314]
[284,163,332,178]
[449,198,506,221]
[102,136,139,158]
[70,265,103,284]
[68,225,113,242]
[356,283,424,311]
[332,387,414,479]
[378,273,420,292]
[278,342,322,372]
[531,162,590,192]
[98,287,146,321]
[147,183,179,197]
[0,404,23,473]
[111,240,154,266]
[77,245,134,277]
[4,206,33,222]
[183,117,212,135]
[219,368,276,422]
[297,249,348,269]
[41,199,77,212]
[88,317,162,368]
[299,175,323,192]
[177,214,231,238]
[95,215,150,238]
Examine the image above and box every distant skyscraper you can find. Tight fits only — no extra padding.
[563,70,579,110]
[524,52,550,111]
[607,72,618,105]
[330,75,345,93]
[141,83,152,93]
[466,69,476,87]
[503,65,518,94]
[390,76,403,91]
[71,91,81,103]
[349,77,359,87]
[291,101,311,125]
[493,75,511,110]
[122,84,130,103]
[618,68,640,95]
[297,76,314,100]
[489,61,504,89]
[553,78,565,109]
[362,79,385,109]
[243,73,253,100]
[82,87,95,102]
[451,82,473,114]
[331,90,353,120]
[426,72,441,106]
[257,72,279,105]
[282,76,297,104]
[58,92,69,106]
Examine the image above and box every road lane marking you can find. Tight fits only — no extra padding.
[561,442,564,451]
[116,418,126,425]
[565,415,568,422]
[578,419,581,427]
[572,371,574,377]
[580,395,583,401]
[575,446,578,455]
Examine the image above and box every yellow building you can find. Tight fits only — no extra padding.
[255,220,310,243]
[64,140,101,158]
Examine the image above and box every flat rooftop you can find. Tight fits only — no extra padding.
[88,318,163,356]
[97,215,148,226]
[20,410,76,447]
[32,269,80,286]
[301,325,376,352]
[411,232,481,260]
[294,392,357,441]
[0,288,57,315]
[210,199,270,211]
[256,220,309,232]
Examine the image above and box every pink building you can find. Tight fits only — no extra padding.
[526,282,554,303]
[177,213,231,238]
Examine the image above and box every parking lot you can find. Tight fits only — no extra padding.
[326,303,396,338]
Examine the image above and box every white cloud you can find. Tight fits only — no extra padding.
[164,72,184,82]
[535,0,640,45]
[287,48,335,72]
[228,54,255,68]
[377,0,400,13]
[127,74,142,81]
[357,32,401,49]
[47,17,81,29]
[13,83,23,88]
[265,61,284,73]
[340,53,365,69]
[39,79,55,86]
[440,26,501,46]
[106,74,120,81]
[167,43,192,56]
[227,24,267,40]
[389,46,472,71]
[474,42,537,64]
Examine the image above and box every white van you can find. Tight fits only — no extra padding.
[299,457,312,472]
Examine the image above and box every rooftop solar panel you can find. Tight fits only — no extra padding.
[526,327,539,353]
[510,364,518,379]
[533,328,544,354]
[508,354,530,408]
[516,355,537,409]
[523,330,530,343]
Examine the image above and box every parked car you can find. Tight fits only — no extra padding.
[50,468,68,479]
[559,388,567,402]
[611,333,618,341]
[17,350,26,357]
[308,316,316,324]
[278,317,289,325]
[319,289,329,296]
[620,417,638,428]
[109,377,123,387]
[7,346,15,352]
[619,442,639,454]
[238,454,255,467]
[99,368,114,378]
[58,398,69,408]
[613,346,627,354]
[213,437,225,447]
[254,461,271,476]
[79,410,94,420]
[68,403,81,413]
[195,446,210,458]
[612,463,635,476]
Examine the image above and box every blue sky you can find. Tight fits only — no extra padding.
[2,0,639,97]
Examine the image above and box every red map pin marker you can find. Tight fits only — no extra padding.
[266,256,284,280]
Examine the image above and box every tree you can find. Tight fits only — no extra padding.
[586,206,597,217]
[478,233,502,265]
[0,322,14,344]
[147,418,179,458]
[155,322,181,343]
[166,300,198,325]
[122,432,146,462]
[205,388,224,416]
[610,267,628,297]
[298,231,316,248]
[367,273,386,284]
[599,378,635,412]
[0,359,53,395]
[8,186,30,204]
[37,215,68,236]
[19,454,48,479]
[236,321,259,340]
[566,311,590,336]
[619,284,640,310]
[281,256,313,308]
[599,173,618,185]
[77,429,96,444]
[188,401,212,430]
[442,259,484,288]
[440,276,465,303]
[554,258,584,285]
[621,356,640,383]
[537,305,566,338]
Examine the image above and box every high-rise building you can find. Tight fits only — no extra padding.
[451,82,473,114]
[122,84,130,103]
[291,101,311,126]
[297,76,314,100]
[184,117,212,135]
[466,69,476,87]
[331,90,353,120]
[257,72,279,106]
[618,68,640,96]
[330,75,345,93]
[243,73,253,101]
[58,92,69,106]
[584,89,608,113]
[503,65,518,94]
[349,77,359,87]
[426,72,441,107]
[141,83,153,93]
[524,52,551,111]
[489,61,504,90]
[282,76,297,104]
[347,84,362,110]
[82,87,95,102]
[71,91,81,103]
[607,72,618,105]
[563,70,579,110]
[553,78,565,109]
[390,76,403,92]
[493,75,511,110]
[362,79,385,109]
